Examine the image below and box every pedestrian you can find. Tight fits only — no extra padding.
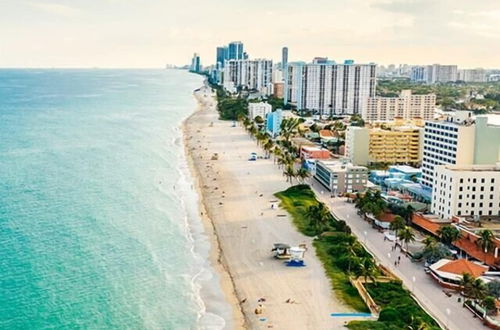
[394,261,397,267]
[398,256,401,262]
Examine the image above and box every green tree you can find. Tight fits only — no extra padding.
[460,273,475,298]
[486,280,500,299]
[356,257,377,283]
[283,165,296,185]
[398,226,416,252]
[482,296,497,316]
[390,216,406,238]
[296,168,311,183]
[477,229,495,257]
[436,225,462,246]
[469,278,487,303]
[422,242,451,264]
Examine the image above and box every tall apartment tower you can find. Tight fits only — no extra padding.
[222,59,273,95]
[216,46,228,68]
[282,47,288,70]
[285,60,377,115]
[228,41,244,60]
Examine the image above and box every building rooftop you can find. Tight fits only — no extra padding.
[439,164,500,172]
[434,259,488,277]
[389,165,421,174]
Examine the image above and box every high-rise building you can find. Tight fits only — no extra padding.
[228,41,244,60]
[426,64,458,83]
[458,69,487,83]
[222,59,273,95]
[363,90,436,122]
[421,113,500,189]
[190,53,201,73]
[282,47,288,70]
[248,102,272,120]
[216,46,228,68]
[285,60,377,115]
[411,66,427,82]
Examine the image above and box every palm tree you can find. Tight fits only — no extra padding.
[422,236,437,249]
[283,165,296,185]
[280,118,301,142]
[436,225,462,246]
[460,273,475,298]
[305,204,330,233]
[398,226,416,252]
[477,229,495,259]
[296,168,310,183]
[356,257,377,283]
[482,296,497,316]
[390,216,406,238]
[263,140,274,158]
[469,278,487,303]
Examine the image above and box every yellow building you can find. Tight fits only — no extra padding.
[346,121,423,166]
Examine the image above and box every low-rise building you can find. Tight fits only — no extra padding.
[300,146,331,160]
[266,110,283,138]
[363,90,436,122]
[248,102,272,120]
[314,160,368,194]
[432,164,500,219]
[429,259,489,289]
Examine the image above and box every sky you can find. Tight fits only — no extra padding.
[1,0,499,68]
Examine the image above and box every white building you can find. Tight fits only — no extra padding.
[426,64,458,83]
[223,59,273,95]
[248,102,272,120]
[363,90,436,122]
[421,113,500,189]
[458,69,487,83]
[284,60,377,115]
[314,160,369,194]
[432,164,500,219]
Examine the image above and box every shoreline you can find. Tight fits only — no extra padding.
[182,86,247,330]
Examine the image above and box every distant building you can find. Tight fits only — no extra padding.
[432,164,500,219]
[458,68,487,83]
[421,113,500,188]
[427,64,458,83]
[363,90,436,122]
[190,53,201,73]
[346,123,424,166]
[266,109,283,138]
[222,59,273,95]
[228,41,244,60]
[248,102,272,120]
[285,60,377,115]
[300,146,331,160]
[411,66,427,83]
[216,46,228,68]
[314,160,369,194]
[282,47,288,71]
[273,82,284,98]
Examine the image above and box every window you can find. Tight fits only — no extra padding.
[481,178,485,183]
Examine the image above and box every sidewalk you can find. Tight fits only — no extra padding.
[309,181,487,330]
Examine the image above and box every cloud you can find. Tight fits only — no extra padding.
[29,2,81,17]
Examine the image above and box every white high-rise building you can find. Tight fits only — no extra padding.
[432,164,500,219]
[426,64,458,83]
[248,102,272,120]
[458,69,487,83]
[363,90,436,122]
[222,59,273,95]
[421,113,500,189]
[284,60,377,115]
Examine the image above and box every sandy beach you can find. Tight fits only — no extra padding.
[183,85,354,329]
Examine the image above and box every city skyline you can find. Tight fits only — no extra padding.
[1,0,500,68]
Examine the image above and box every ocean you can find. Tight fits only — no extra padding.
[0,69,230,329]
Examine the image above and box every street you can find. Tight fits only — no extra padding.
[309,180,487,330]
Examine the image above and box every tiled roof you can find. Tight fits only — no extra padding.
[437,259,488,277]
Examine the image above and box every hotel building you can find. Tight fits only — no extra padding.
[432,164,500,219]
[421,113,500,188]
[223,59,273,95]
[284,60,377,115]
[458,68,487,83]
[346,124,423,166]
[411,64,458,84]
[362,90,436,122]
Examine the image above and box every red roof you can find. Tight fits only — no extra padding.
[378,213,397,223]
[437,259,488,277]
[319,130,334,137]
[411,213,446,235]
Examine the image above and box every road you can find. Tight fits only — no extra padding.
[309,180,487,330]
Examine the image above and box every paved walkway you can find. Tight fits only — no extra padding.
[309,180,487,330]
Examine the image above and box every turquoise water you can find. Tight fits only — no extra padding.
[0,69,228,329]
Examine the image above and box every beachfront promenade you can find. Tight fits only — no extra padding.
[309,182,488,330]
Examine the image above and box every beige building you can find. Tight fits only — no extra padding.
[362,90,436,122]
[432,164,500,219]
[273,82,284,98]
[248,102,272,120]
[314,160,368,194]
[346,124,423,166]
